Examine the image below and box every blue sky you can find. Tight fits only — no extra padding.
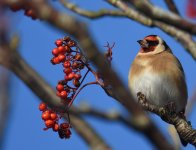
[3,0,196,150]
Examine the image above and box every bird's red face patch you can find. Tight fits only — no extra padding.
[144,35,158,41]
[139,35,159,53]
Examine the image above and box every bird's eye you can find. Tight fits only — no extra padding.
[146,40,159,46]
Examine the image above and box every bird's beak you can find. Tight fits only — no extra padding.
[137,40,149,48]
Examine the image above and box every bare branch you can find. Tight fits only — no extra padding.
[137,92,196,147]
[70,105,134,129]
[0,67,10,150]
[106,0,196,59]
[60,0,126,19]
[164,0,180,15]
[128,0,196,34]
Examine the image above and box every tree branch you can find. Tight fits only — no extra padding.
[0,67,10,150]
[70,105,134,129]
[128,0,196,34]
[59,0,196,60]
[60,0,126,19]
[164,0,180,15]
[137,92,196,147]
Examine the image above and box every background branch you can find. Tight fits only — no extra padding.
[164,0,180,15]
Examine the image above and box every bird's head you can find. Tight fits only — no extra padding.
[137,35,170,55]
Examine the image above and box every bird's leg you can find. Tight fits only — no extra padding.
[165,101,176,115]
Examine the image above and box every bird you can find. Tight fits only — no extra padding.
[128,35,188,146]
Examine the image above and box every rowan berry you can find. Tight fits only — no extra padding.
[58,54,66,62]
[52,57,60,64]
[45,120,55,128]
[74,74,81,80]
[50,113,58,120]
[42,111,51,121]
[74,54,81,60]
[60,123,70,129]
[39,103,47,111]
[73,79,80,87]
[56,84,64,91]
[67,40,76,47]
[63,68,72,75]
[63,61,71,68]
[58,46,65,53]
[67,72,75,80]
[64,45,70,52]
[52,48,59,56]
[60,91,67,99]
[53,123,59,132]
[55,39,63,47]
[24,9,36,20]
[65,129,72,138]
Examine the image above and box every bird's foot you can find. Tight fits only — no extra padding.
[164,101,176,115]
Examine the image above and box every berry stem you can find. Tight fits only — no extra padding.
[67,81,98,108]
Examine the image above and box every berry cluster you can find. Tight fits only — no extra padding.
[51,36,86,107]
[39,36,114,140]
[10,3,36,20]
[39,102,71,139]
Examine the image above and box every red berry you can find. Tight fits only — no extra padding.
[56,84,64,91]
[53,123,59,132]
[63,61,71,68]
[45,120,55,128]
[39,103,47,111]
[65,129,72,138]
[58,46,65,53]
[52,48,59,56]
[63,68,72,75]
[42,111,51,121]
[55,39,63,47]
[64,45,70,52]
[75,54,81,60]
[24,9,36,19]
[50,113,58,120]
[60,123,70,129]
[58,54,66,62]
[67,40,76,47]
[68,72,75,80]
[60,91,67,99]
[53,57,60,64]
[72,62,79,69]
[65,75,71,81]
[74,74,81,80]
[73,79,80,87]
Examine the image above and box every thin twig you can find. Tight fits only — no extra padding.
[60,0,126,19]
[164,0,180,15]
